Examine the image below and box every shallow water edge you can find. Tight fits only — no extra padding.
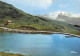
[0,27,80,38]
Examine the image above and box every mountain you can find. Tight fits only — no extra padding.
[0,1,80,34]
[40,11,80,25]
[0,1,55,30]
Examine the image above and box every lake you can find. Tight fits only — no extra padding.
[0,33,80,56]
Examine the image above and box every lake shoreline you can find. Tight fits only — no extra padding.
[0,27,80,38]
[0,52,28,56]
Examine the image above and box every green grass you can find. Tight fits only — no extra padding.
[0,29,4,32]
[0,52,30,56]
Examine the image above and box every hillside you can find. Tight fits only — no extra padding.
[0,1,80,34]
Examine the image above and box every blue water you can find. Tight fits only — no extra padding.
[0,33,80,56]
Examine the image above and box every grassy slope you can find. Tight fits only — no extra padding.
[0,1,80,35]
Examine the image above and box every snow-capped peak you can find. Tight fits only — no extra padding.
[36,11,80,25]
[41,11,80,19]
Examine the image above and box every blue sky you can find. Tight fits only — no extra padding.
[2,0,80,15]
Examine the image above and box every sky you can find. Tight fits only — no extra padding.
[2,0,80,15]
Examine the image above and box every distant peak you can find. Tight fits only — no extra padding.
[39,11,80,20]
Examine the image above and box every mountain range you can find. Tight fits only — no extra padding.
[39,11,80,25]
[0,1,80,34]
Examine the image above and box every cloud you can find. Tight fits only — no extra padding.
[6,0,53,9]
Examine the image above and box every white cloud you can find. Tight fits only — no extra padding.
[8,0,53,9]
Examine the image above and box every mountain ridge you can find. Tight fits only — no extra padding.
[0,1,80,35]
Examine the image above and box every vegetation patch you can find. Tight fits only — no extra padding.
[0,52,29,56]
